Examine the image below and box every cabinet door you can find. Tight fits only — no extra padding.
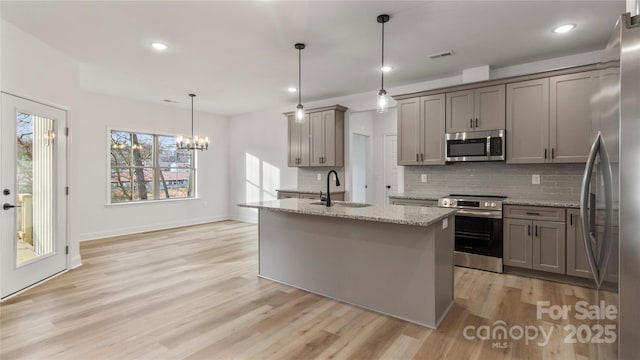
[532,221,566,274]
[506,79,549,164]
[397,98,421,165]
[288,115,299,167]
[420,94,446,165]
[446,90,474,133]
[504,218,533,269]
[566,210,593,278]
[299,113,310,167]
[309,112,324,167]
[550,72,596,163]
[474,85,505,131]
[322,110,336,166]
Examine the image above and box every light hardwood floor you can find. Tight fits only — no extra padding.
[0,220,614,359]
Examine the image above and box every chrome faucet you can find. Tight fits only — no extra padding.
[325,170,341,207]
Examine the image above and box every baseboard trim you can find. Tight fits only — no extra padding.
[79,215,231,241]
[229,214,258,224]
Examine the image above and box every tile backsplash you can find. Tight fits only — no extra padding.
[404,162,584,200]
[297,167,345,192]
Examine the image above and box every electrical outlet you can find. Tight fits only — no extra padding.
[421,174,428,183]
[532,174,541,185]
[317,174,322,181]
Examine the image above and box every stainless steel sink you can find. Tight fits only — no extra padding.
[309,201,371,208]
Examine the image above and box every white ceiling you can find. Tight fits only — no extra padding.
[0,1,626,116]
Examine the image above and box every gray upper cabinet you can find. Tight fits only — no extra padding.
[397,98,421,165]
[507,71,594,164]
[445,90,474,133]
[288,114,310,167]
[446,85,505,133]
[397,95,446,166]
[287,105,345,168]
[549,71,596,163]
[506,78,550,164]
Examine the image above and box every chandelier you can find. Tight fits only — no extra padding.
[176,93,209,151]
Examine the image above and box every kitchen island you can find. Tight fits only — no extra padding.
[238,198,456,328]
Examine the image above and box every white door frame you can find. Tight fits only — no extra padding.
[1,91,70,300]
[383,133,403,203]
[350,132,372,203]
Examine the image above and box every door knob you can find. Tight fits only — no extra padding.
[3,203,20,210]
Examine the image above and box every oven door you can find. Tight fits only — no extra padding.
[454,215,503,258]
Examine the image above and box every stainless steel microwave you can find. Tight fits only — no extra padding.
[445,130,505,162]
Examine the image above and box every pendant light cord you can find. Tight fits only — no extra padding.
[381,20,385,91]
[298,47,302,105]
[191,94,195,139]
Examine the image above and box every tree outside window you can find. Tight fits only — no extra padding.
[110,131,195,203]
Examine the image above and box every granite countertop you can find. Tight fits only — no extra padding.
[277,189,345,194]
[389,193,579,209]
[238,198,456,227]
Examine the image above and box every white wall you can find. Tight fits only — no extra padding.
[227,111,296,223]
[1,20,230,268]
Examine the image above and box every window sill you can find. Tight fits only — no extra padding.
[106,197,200,207]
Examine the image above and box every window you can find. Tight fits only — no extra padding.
[110,131,195,203]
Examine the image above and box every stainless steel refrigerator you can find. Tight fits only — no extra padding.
[582,12,640,359]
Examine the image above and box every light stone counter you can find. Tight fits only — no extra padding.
[239,198,456,227]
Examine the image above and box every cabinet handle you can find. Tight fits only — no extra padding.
[416,153,419,162]
[570,213,573,226]
[421,153,424,161]
[470,119,473,129]
[475,118,479,128]
[544,149,548,159]
[528,224,531,236]
[551,148,555,159]
[535,225,538,237]
[526,212,541,216]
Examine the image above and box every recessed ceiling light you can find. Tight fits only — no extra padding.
[287,87,297,93]
[151,42,168,51]
[381,65,393,72]
[552,24,576,34]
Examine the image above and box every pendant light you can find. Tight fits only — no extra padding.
[376,14,390,113]
[176,93,209,151]
[294,43,306,123]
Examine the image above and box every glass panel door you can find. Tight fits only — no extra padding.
[1,93,67,299]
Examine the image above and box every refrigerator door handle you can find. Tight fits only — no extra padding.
[597,137,615,288]
[580,132,602,286]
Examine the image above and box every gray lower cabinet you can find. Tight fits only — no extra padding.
[504,205,566,274]
[532,221,566,274]
[504,218,533,269]
[566,209,593,278]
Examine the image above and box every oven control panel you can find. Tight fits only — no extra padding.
[438,196,504,210]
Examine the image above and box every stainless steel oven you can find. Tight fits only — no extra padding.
[445,129,505,162]
[438,194,505,273]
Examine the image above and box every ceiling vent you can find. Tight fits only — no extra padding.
[428,50,454,60]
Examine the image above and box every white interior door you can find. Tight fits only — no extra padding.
[384,135,400,201]
[352,134,369,203]
[1,93,67,299]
